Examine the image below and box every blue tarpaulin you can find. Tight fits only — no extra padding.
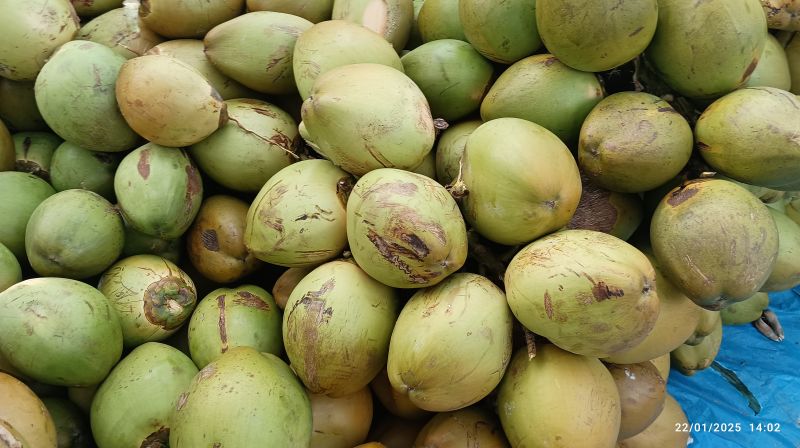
[668,287,800,447]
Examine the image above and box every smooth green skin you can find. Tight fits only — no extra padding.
[146,39,253,100]
[204,12,312,94]
[170,347,312,448]
[715,173,786,204]
[0,172,55,259]
[247,0,334,22]
[407,0,425,49]
[50,142,121,200]
[579,92,693,193]
[76,7,165,59]
[140,0,244,39]
[0,119,13,171]
[26,189,124,279]
[41,397,93,448]
[788,34,800,94]
[293,20,404,101]
[745,34,792,90]
[645,0,766,99]
[721,292,769,325]
[0,79,49,132]
[91,343,198,448]
[0,0,79,81]
[0,278,123,386]
[603,251,703,364]
[459,0,540,64]
[401,40,493,122]
[418,0,465,43]
[35,41,139,152]
[761,208,800,291]
[651,179,779,310]
[461,118,582,245]
[122,223,182,264]
[13,131,62,179]
[671,318,723,375]
[190,99,298,192]
[244,159,351,267]
[505,230,659,358]
[435,120,481,186]
[565,180,643,241]
[301,63,435,176]
[787,194,800,225]
[387,273,513,412]
[0,243,21,293]
[332,0,413,51]
[696,87,800,190]
[67,385,98,415]
[347,169,467,288]
[70,0,122,16]
[188,285,282,369]
[481,54,604,144]
[98,255,197,347]
[686,309,721,345]
[497,346,621,448]
[410,151,436,180]
[283,260,398,396]
[114,144,203,239]
[536,0,657,72]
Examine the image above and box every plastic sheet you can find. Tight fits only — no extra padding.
[668,287,800,447]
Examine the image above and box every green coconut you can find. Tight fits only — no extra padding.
[671,317,723,375]
[650,179,779,309]
[497,345,621,448]
[98,255,197,347]
[293,20,404,101]
[41,397,92,448]
[70,0,122,16]
[0,278,123,386]
[114,143,203,239]
[0,372,58,448]
[76,7,165,59]
[35,41,140,152]
[0,120,13,172]
[49,142,121,200]
[186,195,263,284]
[401,39,493,122]
[66,385,98,415]
[481,54,604,144]
[686,309,722,345]
[645,0,767,98]
[169,347,312,447]
[0,79,49,132]
[190,99,298,193]
[721,292,769,325]
[745,34,792,89]
[460,118,582,245]
[0,0,80,81]
[0,171,56,259]
[13,131,61,180]
[331,0,413,51]
[435,120,481,186]
[607,362,666,440]
[536,0,658,72]
[273,266,316,310]
[26,189,125,279]
[414,406,509,447]
[283,260,399,396]
[618,394,690,448]
[369,367,430,420]
[406,0,425,50]
[579,92,694,193]
[346,168,467,288]
[566,176,644,241]
[603,250,703,365]
[760,208,800,291]
[244,159,353,267]
[145,39,254,100]
[122,223,182,264]
[187,286,282,369]
[309,387,374,448]
[410,151,436,180]
[459,0,540,64]
[387,273,513,412]
[116,55,227,147]
[0,243,21,293]
[505,230,659,358]
[300,63,435,176]
[91,342,198,448]
[204,11,312,95]
[418,0,466,43]
[696,87,800,190]
[247,0,334,22]
[139,0,244,38]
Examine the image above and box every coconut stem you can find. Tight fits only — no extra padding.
[447,158,469,199]
[524,330,537,360]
